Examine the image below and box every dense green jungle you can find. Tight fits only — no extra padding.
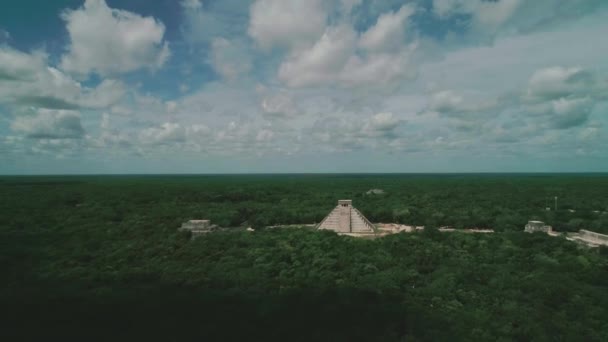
[1,174,608,341]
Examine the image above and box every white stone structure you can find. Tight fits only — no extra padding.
[524,220,552,233]
[568,229,608,247]
[179,219,217,235]
[317,200,375,233]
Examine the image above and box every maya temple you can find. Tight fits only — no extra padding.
[317,200,375,233]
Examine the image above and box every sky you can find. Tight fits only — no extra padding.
[0,0,607,174]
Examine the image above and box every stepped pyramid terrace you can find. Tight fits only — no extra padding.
[317,200,375,233]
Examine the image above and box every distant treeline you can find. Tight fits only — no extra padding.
[2,174,606,232]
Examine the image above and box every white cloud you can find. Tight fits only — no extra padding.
[429,90,464,112]
[95,113,132,150]
[432,0,607,42]
[278,25,357,87]
[359,4,414,52]
[551,97,593,128]
[181,0,202,10]
[526,66,595,101]
[60,0,170,77]
[579,126,599,141]
[367,112,401,131]
[278,6,418,88]
[529,97,594,129]
[181,0,253,46]
[260,91,299,117]
[139,122,187,145]
[0,47,45,81]
[428,90,498,117]
[80,79,127,108]
[412,13,608,150]
[165,101,178,114]
[0,46,126,109]
[256,129,274,142]
[522,66,605,129]
[432,0,522,33]
[341,48,416,87]
[210,38,252,80]
[474,0,522,30]
[11,109,85,139]
[248,0,327,49]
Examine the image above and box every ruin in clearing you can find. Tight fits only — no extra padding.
[317,200,375,233]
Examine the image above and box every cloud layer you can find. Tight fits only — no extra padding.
[0,0,607,173]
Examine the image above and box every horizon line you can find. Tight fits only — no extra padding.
[1,171,608,177]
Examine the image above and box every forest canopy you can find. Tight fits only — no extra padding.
[1,174,607,341]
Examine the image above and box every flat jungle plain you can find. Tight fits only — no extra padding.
[2,174,608,341]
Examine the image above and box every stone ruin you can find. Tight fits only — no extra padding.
[317,200,375,233]
[524,220,552,233]
[568,229,608,248]
[179,219,218,236]
[523,220,608,248]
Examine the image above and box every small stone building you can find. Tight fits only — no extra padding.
[179,219,218,235]
[524,220,552,233]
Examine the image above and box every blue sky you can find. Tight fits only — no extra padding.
[0,0,607,174]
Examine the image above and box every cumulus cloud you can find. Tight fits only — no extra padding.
[93,113,132,150]
[11,109,85,139]
[309,116,365,152]
[307,111,404,153]
[367,112,401,132]
[340,49,416,87]
[0,46,126,110]
[181,0,251,46]
[428,90,498,117]
[358,4,414,52]
[248,0,327,49]
[210,38,252,80]
[549,97,594,129]
[523,66,605,129]
[256,129,274,142]
[526,66,596,101]
[260,91,299,118]
[0,49,124,110]
[278,4,417,88]
[60,0,170,77]
[429,90,464,113]
[432,0,607,41]
[0,47,45,81]
[80,79,127,108]
[278,25,357,87]
[578,126,600,142]
[360,112,404,140]
[434,0,522,29]
[139,123,187,145]
[527,97,594,130]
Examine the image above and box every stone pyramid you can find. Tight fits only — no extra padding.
[317,200,375,233]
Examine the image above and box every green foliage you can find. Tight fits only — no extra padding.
[1,174,608,341]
